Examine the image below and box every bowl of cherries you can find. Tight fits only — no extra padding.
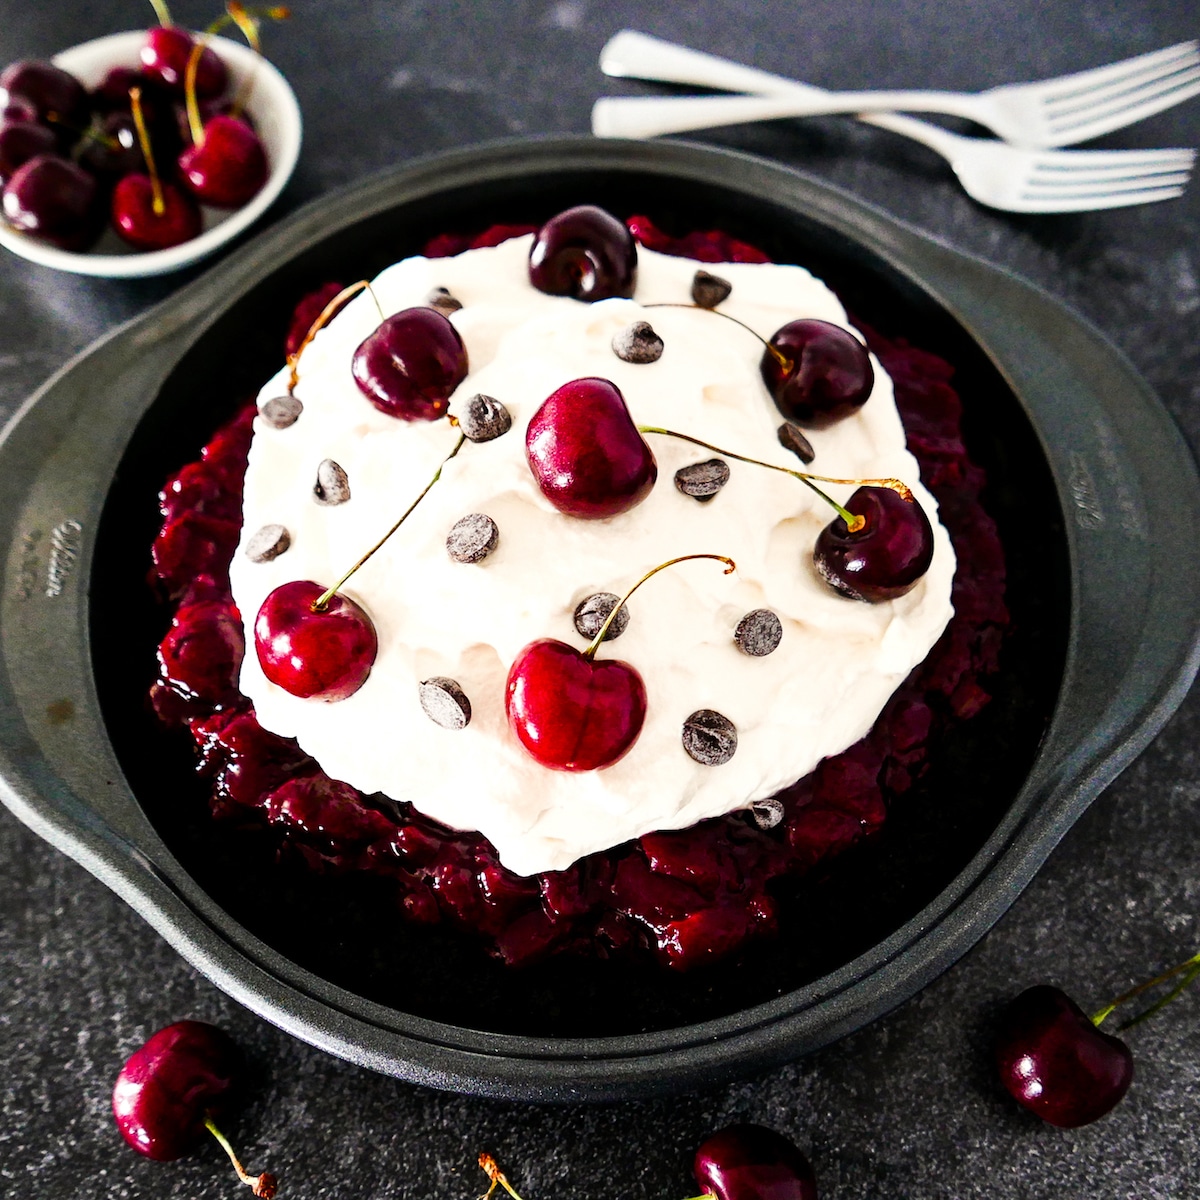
[0,1,301,277]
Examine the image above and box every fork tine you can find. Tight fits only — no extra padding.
[1011,185,1187,213]
[1026,171,1193,196]
[1028,149,1196,181]
[1047,69,1200,139]
[1026,147,1196,169]
[1046,57,1200,118]
[1037,40,1199,102]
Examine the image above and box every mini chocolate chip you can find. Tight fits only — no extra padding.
[692,269,732,308]
[612,320,664,364]
[244,523,291,563]
[446,513,498,563]
[674,458,730,502]
[682,709,738,765]
[426,286,463,316]
[313,459,350,505]
[734,608,783,657]
[419,677,472,729]
[777,420,815,464]
[260,394,303,429]
[459,393,512,443]
[574,592,630,642]
[749,797,785,830]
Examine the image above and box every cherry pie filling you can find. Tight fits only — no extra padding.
[147,217,1008,972]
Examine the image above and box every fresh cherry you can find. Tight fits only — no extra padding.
[995,985,1134,1128]
[0,60,89,140]
[761,319,874,429]
[112,1020,276,1196]
[2,153,100,250]
[0,119,57,185]
[813,485,933,602]
[693,1124,818,1200]
[141,26,228,98]
[178,114,268,207]
[528,203,637,301]
[112,174,201,250]
[525,376,657,518]
[351,307,469,420]
[255,579,378,701]
[77,112,145,180]
[506,638,647,771]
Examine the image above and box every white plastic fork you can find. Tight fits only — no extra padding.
[596,30,1200,148]
[595,32,1195,213]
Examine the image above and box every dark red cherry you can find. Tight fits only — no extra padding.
[525,376,657,519]
[111,1020,238,1161]
[506,638,647,771]
[141,26,228,98]
[178,115,268,207]
[813,485,933,603]
[78,112,145,180]
[0,60,89,139]
[351,307,469,421]
[0,120,57,185]
[762,319,874,429]
[112,174,201,250]
[996,985,1134,1128]
[254,580,378,701]
[2,154,100,250]
[528,203,636,301]
[693,1124,818,1200]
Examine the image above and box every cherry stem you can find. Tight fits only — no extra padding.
[642,301,790,370]
[203,1117,278,1198]
[127,87,163,216]
[583,553,736,661]
[149,0,173,27]
[639,426,914,533]
[286,279,373,392]
[478,1152,525,1200]
[1091,949,1200,1029]
[312,431,467,612]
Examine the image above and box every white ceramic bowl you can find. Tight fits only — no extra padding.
[0,30,302,277]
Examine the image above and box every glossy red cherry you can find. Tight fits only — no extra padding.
[112,1020,239,1161]
[813,485,933,602]
[112,174,202,250]
[525,376,657,518]
[178,114,268,207]
[351,307,469,420]
[693,1124,818,1200]
[77,112,144,180]
[2,153,100,250]
[254,580,378,701]
[528,203,637,301]
[141,26,228,98]
[995,985,1134,1128]
[506,638,647,771]
[0,119,57,185]
[0,60,89,139]
[761,319,874,429]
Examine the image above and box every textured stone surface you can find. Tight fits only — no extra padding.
[1,2,1198,1198]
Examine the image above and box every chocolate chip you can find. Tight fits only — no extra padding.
[691,269,732,309]
[446,513,498,563]
[574,592,630,642]
[734,608,782,656]
[419,677,472,729]
[749,797,784,830]
[260,394,303,429]
[612,320,664,364]
[682,709,738,765]
[777,420,815,464]
[426,286,463,316]
[313,459,350,505]
[244,523,291,563]
[674,458,730,502]
[459,393,512,443]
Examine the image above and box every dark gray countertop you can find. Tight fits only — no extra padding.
[1,2,1198,1197]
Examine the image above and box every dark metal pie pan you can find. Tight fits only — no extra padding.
[1,137,1198,1102]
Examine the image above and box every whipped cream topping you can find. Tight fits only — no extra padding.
[231,235,955,877]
